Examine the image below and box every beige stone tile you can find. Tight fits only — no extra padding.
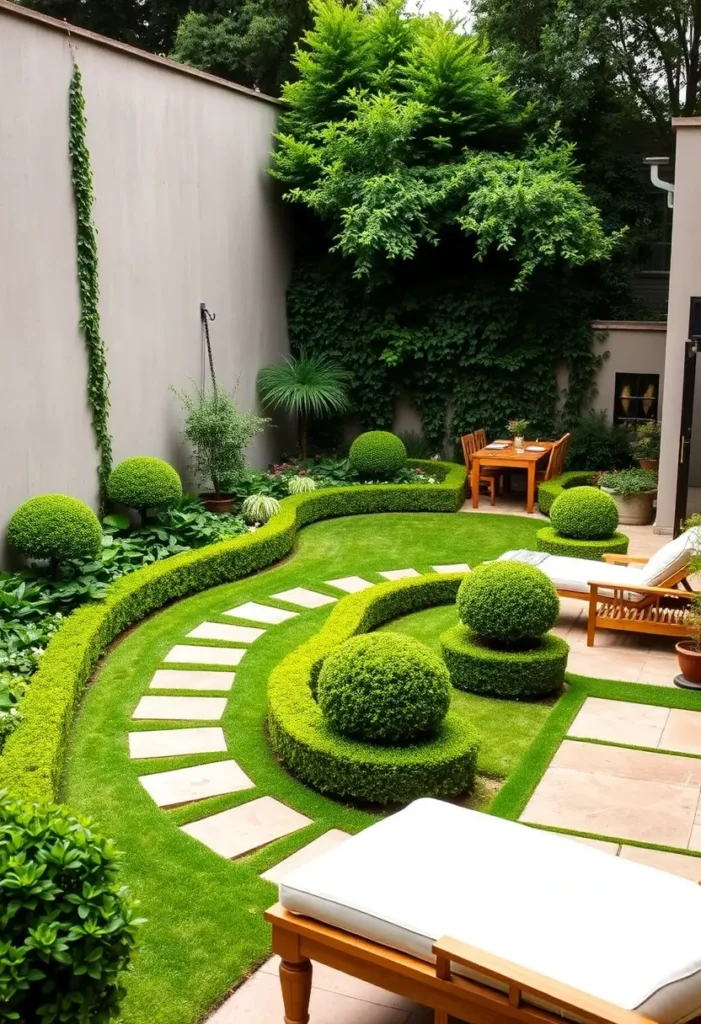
[326,576,375,593]
[689,825,701,851]
[139,759,254,808]
[181,796,312,859]
[259,957,413,1009]
[188,622,265,643]
[660,709,701,755]
[132,695,227,721]
[566,835,620,855]
[378,569,421,581]
[261,830,350,884]
[128,727,227,759]
[521,765,697,847]
[637,669,678,689]
[553,740,701,786]
[432,563,470,574]
[150,669,235,692]
[619,845,701,881]
[565,653,644,683]
[271,587,337,609]
[164,644,245,667]
[223,601,298,624]
[567,697,668,745]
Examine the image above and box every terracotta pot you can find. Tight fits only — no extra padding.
[676,641,701,686]
[600,486,656,526]
[200,494,234,514]
[638,459,659,472]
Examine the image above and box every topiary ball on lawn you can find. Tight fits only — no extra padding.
[456,561,559,645]
[7,494,102,563]
[317,633,450,745]
[349,431,407,478]
[550,486,618,540]
[107,456,182,514]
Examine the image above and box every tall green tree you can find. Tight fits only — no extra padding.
[20,0,195,52]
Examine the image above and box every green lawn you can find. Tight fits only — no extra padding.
[62,511,545,1024]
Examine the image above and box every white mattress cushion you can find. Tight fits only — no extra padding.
[500,551,645,597]
[640,530,696,587]
[280,799,701,1023]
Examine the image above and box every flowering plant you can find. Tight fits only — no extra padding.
[507,419,530,437]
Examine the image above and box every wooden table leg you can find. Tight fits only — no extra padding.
[280,957,312,1024]
[526,462,535,514]
[471,458,481,508]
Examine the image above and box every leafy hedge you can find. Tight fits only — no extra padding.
[268,574,479,804]
[440,625,569,698]
[536,526,629,560]
[537,471,596,515]
[0,461,465,801]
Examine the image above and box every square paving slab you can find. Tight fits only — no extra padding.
[149,670,234,692]
[139,759,254,808]
[187,622,265,644]
[180,796,312,859]
[132,696,227,721]
[261,829,350,883]
[378,569,421,581]
[567,696,669,747]
[432,563,470,574]
[659,708,701,755]
[164,644,245,667]
[619,845,701,881]
[223,601,298,625]
[128,727,227,759]
[271,587,337,609]
[325,576,375,593]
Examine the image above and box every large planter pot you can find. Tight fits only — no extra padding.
[200,494,234,514]
[600,486,656,526]
[639,459,659,472]
[675,641,701,688]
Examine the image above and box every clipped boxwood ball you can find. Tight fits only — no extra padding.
[456,561,558,644]
[107,456,182,512]
[349,431,407,478]
[7,494,102,562]
[317,633,450,745]
[550,486,618,540]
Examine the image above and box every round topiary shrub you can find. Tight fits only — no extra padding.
[549,486,619,539]
[317,632,450,745]
[7,494,102,564]
[107,456,182,516]
[456,561,559,645]
[440,624,568,698]
[0,791,142,1021]
[536,525,629,560]
[349,430,407,478]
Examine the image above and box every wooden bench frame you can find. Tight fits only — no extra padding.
[265,902,656,1024]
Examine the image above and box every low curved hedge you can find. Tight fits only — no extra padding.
[268,574,479,804]
[536,526,629,560]
[440,625,568,699]
[0,461,466,802]
[537,471,595,516]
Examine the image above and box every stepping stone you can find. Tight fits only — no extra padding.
[180,795,312,859]
[325,575,375,593]
[271,587,337,609]
[378,568,420,581]
[129,727,227,759]
[659,708,701,755]
[223,601,298,625]
[432,563,470,574]
[150,670,234,692]
[164,645,245,667]
[261,829,350,883]
[132,696,227,721]
[567,696,669,748]
[139,759,254,808]
[187,622,265,644]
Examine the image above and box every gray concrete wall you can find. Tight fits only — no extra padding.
[588,322,666,420]
[0,2,289,562]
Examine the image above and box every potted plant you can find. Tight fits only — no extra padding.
[676,515,701,687]
[598,468,658,525]
[173,384,269,513]
[630,421,661,471]
[507,419,529,452]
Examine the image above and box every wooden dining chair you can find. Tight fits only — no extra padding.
[460,433,501,506]
[474,428,487,449]
[536,433,571,484]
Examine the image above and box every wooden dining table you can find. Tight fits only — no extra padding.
[471,440,555,514]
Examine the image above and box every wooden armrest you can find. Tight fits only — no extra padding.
[601,554,648,565]
[588,581,694,599]
[432,936,650,1024]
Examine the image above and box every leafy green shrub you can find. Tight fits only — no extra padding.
[287,475,317,494]
[537,471,595,515]
[397,430,433,459]
[565,412,633,471]
[0,673,26,748]
[535,527,629,560]
[631,421,661,462]
[7,495,102,565]
[456,562,558,644]
[441,625,568,698]
[242,493,282,524]
[349,431,407,478]
[598,468,658,496]
[317,633,450,745]
[549,486,618,539]
[107,457,182,518]
[0,791,142,1021]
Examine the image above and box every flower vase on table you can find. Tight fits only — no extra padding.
[507,420,529,454]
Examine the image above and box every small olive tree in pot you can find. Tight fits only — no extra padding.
[676,515,701,687]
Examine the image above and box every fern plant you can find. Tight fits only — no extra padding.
[242,493,282,524]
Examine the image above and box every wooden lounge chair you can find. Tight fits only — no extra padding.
[461,432,502,506]
[266,799,701,1024]
[586,579,693,646]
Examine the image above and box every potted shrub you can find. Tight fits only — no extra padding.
[630,421,661,471]
[676,515,701,687]
[507,419,529,452]
[598,468,658,526]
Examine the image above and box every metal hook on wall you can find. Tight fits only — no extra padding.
[200,302,217,395]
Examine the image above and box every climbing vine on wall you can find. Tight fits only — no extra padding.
[68,59,113,504]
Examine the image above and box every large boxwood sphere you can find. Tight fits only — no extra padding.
[317,633,450,745]
[7,494,102,562]
[107,456,182,512]
[456,561,558,644]
[550,486,619,540]
[349,431,407,478]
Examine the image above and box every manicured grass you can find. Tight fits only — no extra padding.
[62,512,543,1024]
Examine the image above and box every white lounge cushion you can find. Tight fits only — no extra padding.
[640,529,696,587]
[500,551,645,596]
[280,799,701,1024]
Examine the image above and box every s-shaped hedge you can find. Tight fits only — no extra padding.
[0,461,465,802]
[267,573,480,804]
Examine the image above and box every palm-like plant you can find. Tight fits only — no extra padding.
[257,349,352,458]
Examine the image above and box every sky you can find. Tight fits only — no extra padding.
[405,0,474,24]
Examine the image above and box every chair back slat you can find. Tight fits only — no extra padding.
[474,429,487,450]
[461,433,476,470]
[555,432,571,476]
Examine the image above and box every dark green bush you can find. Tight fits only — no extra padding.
[536,526,629,560]
[107,457,182,515]
[538,471,595,515]
[317,633,450,745]
[565,412,633,471]
[7,495,102,564]
[549,486,618,539]
[0,791,142,1022]
[440,625,568,698]
[456,562,559,645]
[349,431,407,477]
